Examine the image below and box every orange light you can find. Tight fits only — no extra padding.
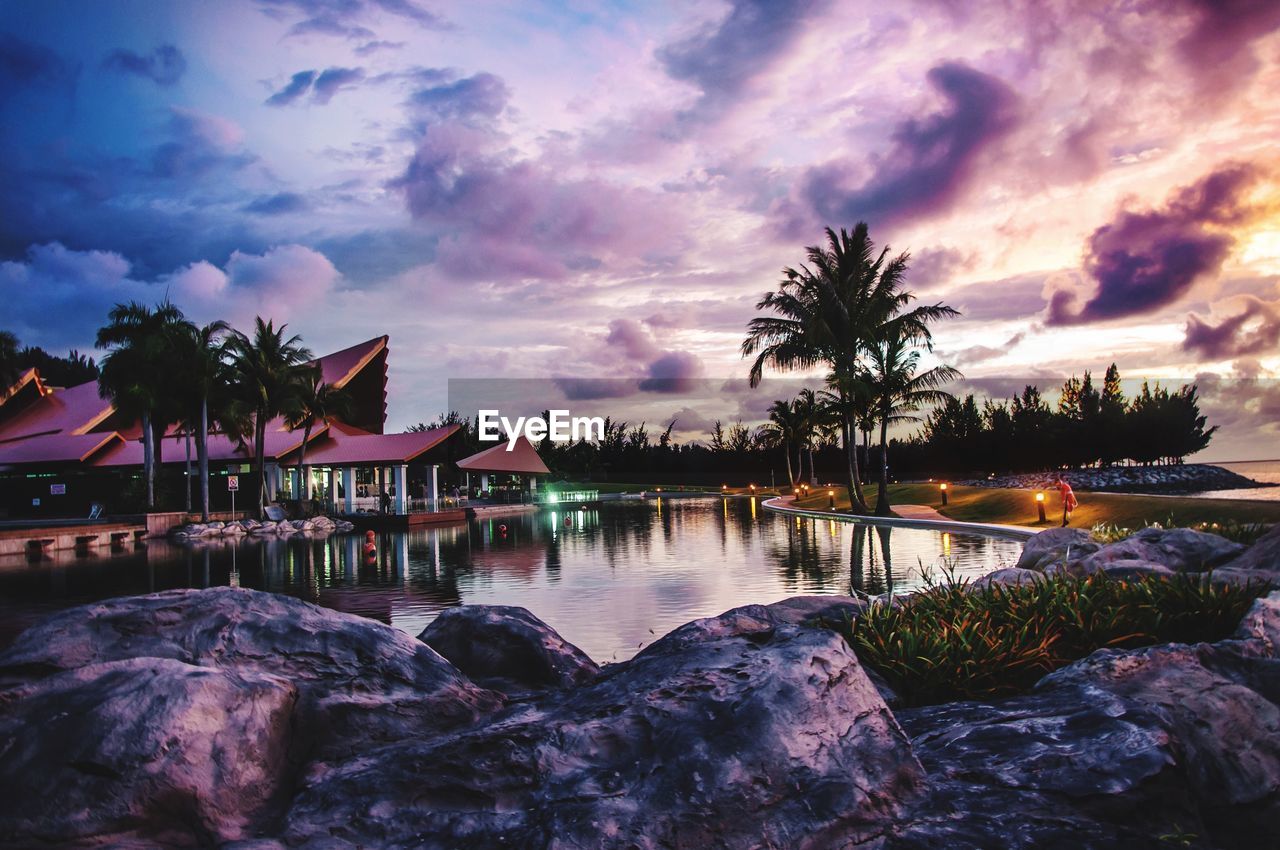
[828,490,834,496]
[940,483,948,491]
[1035,492,1045,502]
[656,487,662,493]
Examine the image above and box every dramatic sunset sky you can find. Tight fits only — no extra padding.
[2,0,1279,459]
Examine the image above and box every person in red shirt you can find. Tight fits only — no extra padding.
[1054,475,1078,527]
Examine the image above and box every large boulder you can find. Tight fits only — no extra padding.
[1080,526,1244,575]
[0,588,503,759]
[893,638,1280,848]
[1210,525,1280,588]
[418,605,600,693]
[1015,527,1099,572]
[286,611,922,849]
[0,657,295,847]
[970,567,1042,590]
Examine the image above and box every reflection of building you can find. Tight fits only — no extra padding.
[0,337,456,518]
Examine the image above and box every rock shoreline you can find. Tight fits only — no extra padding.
[0,527,1278,848]
[953,462,1271,495]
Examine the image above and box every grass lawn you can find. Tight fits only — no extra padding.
[793,483,1280,529]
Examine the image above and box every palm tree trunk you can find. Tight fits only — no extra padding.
[142,410,154,509]
[199,396,210,522]
[783,441,794,489]
[876,413,891,516]
[184,429,192,514]
[843,412,869,513]
[808,445,816,484]
[256,416,268,516]
[299,422,311,501]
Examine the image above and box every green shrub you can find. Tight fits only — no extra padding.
[839,571,1270,708]
[1092,518,1271,545]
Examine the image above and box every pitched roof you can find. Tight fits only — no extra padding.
[91,427,326,468]
[0,380,114,444]
[285,424,457,466]
[314,336,387,389]
[456,436,550,475]
[0,432,124,466]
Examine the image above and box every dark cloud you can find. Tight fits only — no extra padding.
[1047,163,1263,325]
[265,69,318,106]
[313,66,364,102]
[552,377,641,401]
[409,72,508,121]
[1173,0,1280,98]
[101,44,186,86]
[668,406,716,434]
[910,246,975,289]
[788,62,1019,232]
[243,192,309,215]
[604,318,658,361]
[638,351,706,393]
[657,0,827,120]
[258,0,448,39]
[355,39,404,55]
[0,33,76,103]
[150,109,254,180]
[948,332,1026,367]
[1182,297,1280,360]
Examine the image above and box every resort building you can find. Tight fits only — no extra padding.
[0,337,464,520]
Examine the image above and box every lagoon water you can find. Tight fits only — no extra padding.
[0,498,1023,662]
[1200,460,1280,501]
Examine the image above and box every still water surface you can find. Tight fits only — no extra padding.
[0,498,1022,662]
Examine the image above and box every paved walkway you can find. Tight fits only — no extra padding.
[890,504,947,521]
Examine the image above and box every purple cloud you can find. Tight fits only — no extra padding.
[552,378,641,401]
[638,350,706,394]
[409,72,508,121]
[1047,163,1263,325]
[658,0,827,120]
[101,44,186,86]
[605,318,658,361]
[258,0,448,39]
[243,192,309,215]
[313,67,364,102]
[266,70,318,106]
[0,34,75,103]
[1183,297,1280,360]
[785,62,1019,233]
[150,108,254,180]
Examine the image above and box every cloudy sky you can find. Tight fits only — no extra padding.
[2,0,1279,459]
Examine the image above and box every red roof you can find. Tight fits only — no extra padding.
[456,436,550,475]
[92,428,325,468]
[0,381,114,443]
[283,424,458,466]
[313,336,387,389]
[0,432,123,466]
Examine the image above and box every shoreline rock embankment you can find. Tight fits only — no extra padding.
[0,526,1277,848]
[954,462,1270,495]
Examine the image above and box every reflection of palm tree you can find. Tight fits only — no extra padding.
[875,525,894,595]
[849,524,868,594]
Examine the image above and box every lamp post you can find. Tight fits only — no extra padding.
[1036,491,1046,523]
[940,482,948,506]
[828,489,835,510]
[749,484,756,496]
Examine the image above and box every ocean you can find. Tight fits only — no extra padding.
[1198,460,1280,501]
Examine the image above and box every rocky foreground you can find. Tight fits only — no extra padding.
[0,527,1278,848]
[956,463,1268,494]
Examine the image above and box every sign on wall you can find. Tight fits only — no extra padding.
[49,484,66,495]
[227,475,240,491]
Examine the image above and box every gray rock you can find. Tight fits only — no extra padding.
[1211,525,1280,588]
[0,588,503,759]
[418,605,600,693]
[1044,557,1178,581]
[1015,527,1099,572]
[0,657,295,846]
[1234,590,1280,651]
[762,594,867,626]
[970,567,1043,589]
[287,616,921,849]
[894,639,1280,848]
[1081,526,1244,574]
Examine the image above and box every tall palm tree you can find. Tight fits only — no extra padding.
[225,318,313,516]
[794,387,820,484]
[759,399,803,487]
[866,321,961,515]
[285,366,352,501]
[97,301,188,509]
[0,330,21,392]
[173,321,231,521]
[743,224,956,513]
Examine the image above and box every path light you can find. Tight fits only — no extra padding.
[940,482,949,506]
[749,484,756,495]
[828,489,835,509]
[1036,491,1046,523]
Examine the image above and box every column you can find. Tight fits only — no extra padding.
[266,463,278,501]
[342,467,354,514]
[393,464,407,515]
[480,473,490,493]
[428,464,439,512]
[302,465,313,500]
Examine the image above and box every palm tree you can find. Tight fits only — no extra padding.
[743,224,956,513]
[225,318,313,516]
[0,330,21,392]
[759,399,803,487]
[172,321,231,521]
[794,387,820,484]
[285,366,352,501]
[866,321,961,515]
[97,301,188,509]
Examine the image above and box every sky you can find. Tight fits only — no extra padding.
[2,0,1279,460]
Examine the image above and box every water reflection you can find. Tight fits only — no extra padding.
[0,499,1022,661]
